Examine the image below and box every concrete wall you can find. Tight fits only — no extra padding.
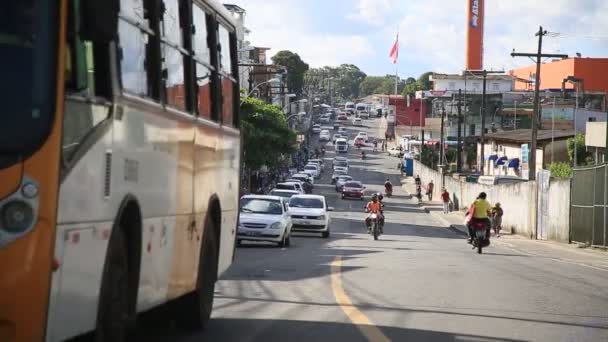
[413,160,572,241]
[545,178,571,243]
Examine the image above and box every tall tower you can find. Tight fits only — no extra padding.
[465,0,484,70]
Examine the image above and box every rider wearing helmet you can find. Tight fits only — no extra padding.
[468,192,492,242]
[365,193,385,233]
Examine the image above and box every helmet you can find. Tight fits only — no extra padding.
[478,192,487,199]
[378,193,384,201]
[371,193,378,200]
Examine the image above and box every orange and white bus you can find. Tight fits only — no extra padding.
[0,0,240,341]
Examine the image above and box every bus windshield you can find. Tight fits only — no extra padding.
[0,0,57,158]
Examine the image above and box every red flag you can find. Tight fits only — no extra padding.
[389,34,398,64]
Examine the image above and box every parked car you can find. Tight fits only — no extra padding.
[308,158,324,167]
[358,111,370,120]
[301,170,317,182]
[275,182,304,193]
[352,118,363,126]
[312,124,321,133]
[342,181,365,200]
[238,195,293,247]
[335,175,353,192]
[387,147,404,157]
[319,129,331,142]
[269,189,300,199]
[320,115,330,124]
[338,127,347,134]
[303,164,320,178]
[291,173,314,186]
[337,114,348,122]
[288,194,333,238]
[331,170,348,184]
[335,138,348,153]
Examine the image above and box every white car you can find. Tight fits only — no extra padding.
[320,115,330,124]
[332,133,341,143]
[304,163,321,177]
[275,182,304,193]
[358,111,369,119]
[288,194,333,238]
[269,189,300,200]
[308,159,324,169]
[332,156,348,167]
[338,127,347,134]
[292,173,314,186]
[238,195,293,247]
[387,147,403,157]
[356,132,369,142]
[333,165,348,174]
[319,129,331,142]
[312,124,321,133]
[352,118,362,126]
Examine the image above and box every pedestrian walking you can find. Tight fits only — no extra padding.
[441,188,450,214]
[491,202,504,236]
[426,180,434,201]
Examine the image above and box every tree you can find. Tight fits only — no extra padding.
[548,162,573,178]
[271,50,309,95]
[417,71,433,90]
[240,96,297,173]
[401,72,433,97]
[304,64,366,103]
[567,133,593,166]
[359,75,405,97]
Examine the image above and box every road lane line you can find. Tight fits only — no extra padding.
[330,256,391,342]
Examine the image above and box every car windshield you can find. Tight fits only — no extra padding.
[304,165,316,170]
[335,161,348,167]
[338,176,353,182]
[240,198,283,215]
[0,0,57,163]
[276,184,295,190]
[289,197,324,209]
[336,141,347,145]
[344,182,363,188]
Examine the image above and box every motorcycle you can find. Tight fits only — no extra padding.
[368,212,382,240]
[361,152,366,160]
[384,184,393,197]
[471,220,490,254]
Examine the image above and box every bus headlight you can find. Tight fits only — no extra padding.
[1,200,35,234]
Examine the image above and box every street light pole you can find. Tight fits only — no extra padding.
[241,78,281,105]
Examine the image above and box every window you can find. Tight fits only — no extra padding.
[193,5,212,119]
[218,23,236,126]
[118,0,157,97]
[161,0,186,111]
[218,24,232,75]
[492,83,500,91]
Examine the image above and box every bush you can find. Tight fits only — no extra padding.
[548,162,572,178]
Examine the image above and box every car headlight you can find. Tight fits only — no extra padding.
[270,222,283,229]
[1,200,35,234]
[317,215,326,221]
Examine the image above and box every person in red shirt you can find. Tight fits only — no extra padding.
[441,188,450,214]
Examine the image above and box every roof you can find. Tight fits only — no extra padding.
[241,194,283,201]
[291,194,326,199]
[431,73,516,81]
[484,129,574,144]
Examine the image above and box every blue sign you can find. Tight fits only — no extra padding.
[521,144,529,164]
[470,0,479,28]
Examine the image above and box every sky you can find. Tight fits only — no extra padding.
[225,0,608,79]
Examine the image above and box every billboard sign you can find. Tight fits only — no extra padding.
[470,0,480,28]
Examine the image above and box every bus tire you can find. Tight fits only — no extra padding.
[178,211,219,331]
[95,227,129,342]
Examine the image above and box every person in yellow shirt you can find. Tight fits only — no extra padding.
[467,192,492,243]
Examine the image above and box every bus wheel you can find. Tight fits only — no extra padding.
[178,213,219,331]
[95,228,129,342]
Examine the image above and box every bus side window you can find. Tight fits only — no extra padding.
[160,0,187,111]
[63,0,112,164]
[192,5,212,120]
[218,23,236,127]
[118,0,152,97]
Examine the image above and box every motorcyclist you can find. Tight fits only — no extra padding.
[361,150,366,160]
[467,192,492,243]
[373,139,378,151]
[321,146,326,156]
[303,179,313,194]
[384,178,393,195]
[365,193,384,233]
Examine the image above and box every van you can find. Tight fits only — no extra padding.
[335,138,348,153]
[477,175,526,186]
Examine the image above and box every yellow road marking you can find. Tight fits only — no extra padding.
[330,256,391,342]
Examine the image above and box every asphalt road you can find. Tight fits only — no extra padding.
[139,116,608,342]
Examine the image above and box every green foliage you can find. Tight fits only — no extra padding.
[417,71,433,90]
[548,162,573,178]
[359,75,405,97]
[271,50,309,95]
[401,71,434,97]
[420,146,438,169]
[304,64,367,102]
[567,133,593,166]
[240,97,297,171]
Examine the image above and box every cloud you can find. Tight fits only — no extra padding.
[347,0,397,25]
[228,0,374,67]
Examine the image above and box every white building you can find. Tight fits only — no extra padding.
[429,73,515,94]
[224,4,251,88]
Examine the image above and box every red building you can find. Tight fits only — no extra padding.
[389,95,428,127]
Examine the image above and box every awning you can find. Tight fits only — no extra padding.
[496,156,508,166]
[507,158,520,168]
[484,154,498,161]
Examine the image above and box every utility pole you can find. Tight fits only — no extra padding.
[457,89,463,173]
[511,26,568,180]
[481,70,487,175]
[439,104,446,188]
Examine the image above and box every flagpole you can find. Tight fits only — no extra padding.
[394,33,399,95]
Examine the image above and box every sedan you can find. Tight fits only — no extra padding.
[303,165,320,178]
[354,137,365,147]
[357,132,369,142]
[319,130,331,142]
[288,194,333,238]
[335,175,353,191]
[387,147,404,157]
[337,114,348,122]
[291,174,314,186]
[238,195,292,247]
[269,189,300,200]
[331,170,348,184]
[352,118,362,126]
[275,182,304,193]
[312,124,321,133]
[341,181,365,200]
[333,166,348,174]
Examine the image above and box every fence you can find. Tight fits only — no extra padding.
[571,163,608,248]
